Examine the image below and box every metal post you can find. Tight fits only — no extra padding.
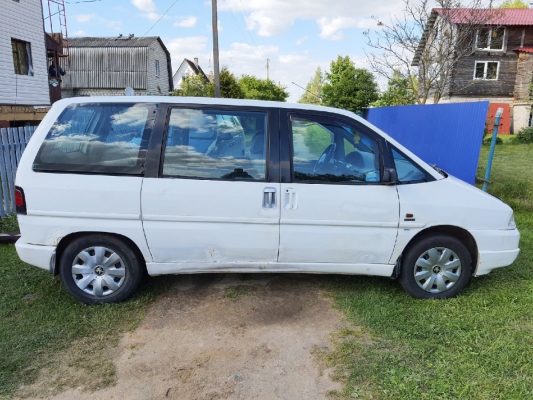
[266,58,269,80]
[482,107,504,192]
[211,0,220,98]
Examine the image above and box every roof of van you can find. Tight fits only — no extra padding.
[58,96,359,118]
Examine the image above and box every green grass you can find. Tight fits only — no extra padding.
[0,214,19,233]
[0,247,177,397]
[327,142,533,399]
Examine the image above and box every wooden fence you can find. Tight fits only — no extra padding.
[0,126,37,218]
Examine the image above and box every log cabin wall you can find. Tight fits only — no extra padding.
[449,26,533,98]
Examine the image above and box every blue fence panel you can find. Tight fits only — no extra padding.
[364,101,489,184]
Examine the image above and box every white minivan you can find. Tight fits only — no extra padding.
[15,97,520,304]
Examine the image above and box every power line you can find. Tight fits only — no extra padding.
[142,0,180,37]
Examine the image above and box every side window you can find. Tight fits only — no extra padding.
[33,103,156,174]
[162,109,267,181]
[11,38,33,76]
[391,147,427,183]
[291,115,381,183]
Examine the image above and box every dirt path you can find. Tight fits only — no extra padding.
[48,274,345,399]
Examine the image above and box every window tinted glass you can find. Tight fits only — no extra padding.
[477,29,489,48]
[486,62,498,79]
[475,63,485,79]
[490,28,504,49]
[162,109,267,181]
[391,147,426,183]
[291,116,380,184]
[33,103,156,174]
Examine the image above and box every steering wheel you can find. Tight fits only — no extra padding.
[312,143,336,174]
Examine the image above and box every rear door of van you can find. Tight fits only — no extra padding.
[141,104,281,272]
[18,101,156,261]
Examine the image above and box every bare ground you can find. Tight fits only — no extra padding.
[19,273,346,400]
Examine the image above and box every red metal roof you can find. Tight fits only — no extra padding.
[516,47,533,53]
[434,8,533,25]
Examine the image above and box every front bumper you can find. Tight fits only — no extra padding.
[15,240,56,273]
[470,228,520,276]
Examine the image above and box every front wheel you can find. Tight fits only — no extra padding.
[59,234,144,304]
[398,234,472,299]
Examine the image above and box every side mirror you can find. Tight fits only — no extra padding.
[383,168,398,185]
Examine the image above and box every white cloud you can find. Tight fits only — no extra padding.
[220,0,403,37]
[174,16,197,28]
[131,0,155,12]
[144,12,162,21]
[72,30,86,36]
[296,36,308,45]
[75,14,96,23]
[167,36,209,66]
[317,17,359,40]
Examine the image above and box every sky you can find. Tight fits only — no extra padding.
[44,0,504,102]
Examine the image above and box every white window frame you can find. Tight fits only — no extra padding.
[155,60,160,77]
[475,28,505,51]
[473,61,500,80]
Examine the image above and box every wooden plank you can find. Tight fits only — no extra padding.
[19,127,28,153]
[12,127,22,166]
[24,125,33,143]
[7,128,17,185]
[0,129,8,218]
[1,129,14,214]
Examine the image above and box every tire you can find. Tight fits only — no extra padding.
[398,234,472,299]
[59,234,144,304]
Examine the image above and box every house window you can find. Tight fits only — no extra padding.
[11,39,33,76]
[474,61,499,80]
[476,28,505,50]
[155,60,160,77]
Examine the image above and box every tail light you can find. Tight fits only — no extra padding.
[14,186,27,215]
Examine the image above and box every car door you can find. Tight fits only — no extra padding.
[141,104,281,267]
[278,111,399,274]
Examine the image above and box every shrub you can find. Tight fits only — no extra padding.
[482,136,503,146]
[514,126,533,144]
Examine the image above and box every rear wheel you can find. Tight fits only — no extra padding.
[59,235,143,304]
[399,234,472,299]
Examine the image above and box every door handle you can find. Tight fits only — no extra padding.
[285,188,298,210]
[263,187,277,209]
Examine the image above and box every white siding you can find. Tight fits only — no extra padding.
[147,41,171,95]
[172,61,194,89]
[0,0,50,106]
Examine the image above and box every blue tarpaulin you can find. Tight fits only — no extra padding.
[364,101,489,184]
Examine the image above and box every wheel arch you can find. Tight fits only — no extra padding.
[53,231,148,277]
[392,225,478,278]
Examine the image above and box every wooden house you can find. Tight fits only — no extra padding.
[61,36,173,98]
[413,8,533,133]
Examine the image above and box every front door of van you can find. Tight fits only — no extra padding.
[278,112,399,271]
[141,106,280,266]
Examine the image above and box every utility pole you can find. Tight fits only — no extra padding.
[212,0,220,97]
[266,58,269,81]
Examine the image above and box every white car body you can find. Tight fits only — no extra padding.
[14,97,519,300]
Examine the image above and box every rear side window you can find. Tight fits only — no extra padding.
[162,108,267,181]
[33,103,157,175]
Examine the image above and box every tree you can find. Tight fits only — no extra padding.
[364,0,501,104]
[171,74,212,97]
[298,67,325,105]
[373,72,418,107]
[238,76,289,101]
[321,56,379,113]
[208,66,245,99]
[499,0,528,7]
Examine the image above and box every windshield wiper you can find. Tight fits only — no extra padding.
[430,164,447,177]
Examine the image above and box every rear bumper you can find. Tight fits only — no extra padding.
[470,228,520,276]
[15,240,56,273]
